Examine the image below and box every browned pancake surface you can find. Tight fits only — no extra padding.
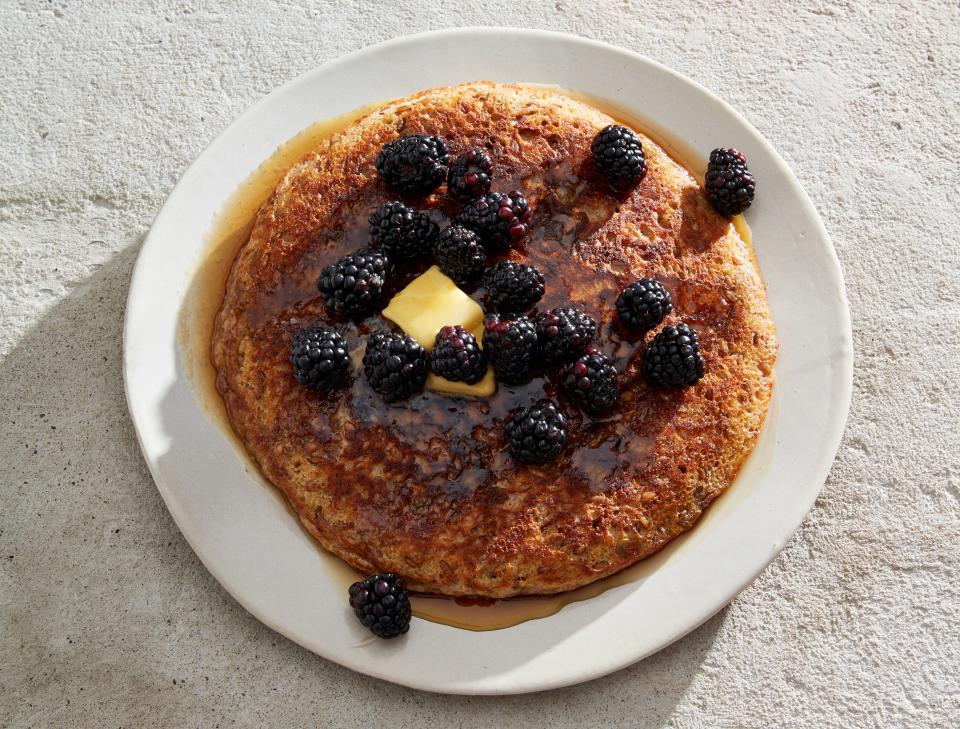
[212,82,777,597]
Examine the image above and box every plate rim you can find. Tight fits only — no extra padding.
[124,27,853,694]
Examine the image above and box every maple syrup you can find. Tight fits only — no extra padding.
[177,102,384,443]
[177,88,767,632]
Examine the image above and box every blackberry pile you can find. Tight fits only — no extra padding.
[289,125,752,638]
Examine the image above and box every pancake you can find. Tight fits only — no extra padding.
[211,82,777,598]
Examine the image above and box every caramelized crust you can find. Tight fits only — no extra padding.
[212,83,777,597]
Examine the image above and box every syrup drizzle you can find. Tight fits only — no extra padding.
[179,88,766,631]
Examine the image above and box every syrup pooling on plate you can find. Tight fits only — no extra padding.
[192,84,773,626]
[179,101,387,442]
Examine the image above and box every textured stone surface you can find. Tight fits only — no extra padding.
[1,2,958,727]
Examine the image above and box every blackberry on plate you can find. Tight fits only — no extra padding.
[704,147,755,216]
[430,325,487,384]
[447,148,493,200]
[591,125,647,189]
[375,135,449,196]
[455,191,531,249]
[535,306,598,365]
[433,225,486,287]
[561,349,620,416]
[369,200,438,260]
[317,249,389,317]
[348,572,412,639]
[642,323,706,388]
[616,277,672,332]
[505,398,567,464]
[483,315,538,384]
[362,331,428,402]
[289,327,350,392]
[482,261,545,313]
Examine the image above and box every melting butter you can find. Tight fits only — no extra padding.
[382,265,494,397]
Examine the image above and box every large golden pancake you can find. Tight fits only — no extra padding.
[212,82,777,597]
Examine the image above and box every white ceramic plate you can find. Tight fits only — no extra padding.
[124,28,852,694]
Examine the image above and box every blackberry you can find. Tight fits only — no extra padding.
[348,573,412,639]
[616,278,673,332]
[447,148,493,200]
[369,200,438,260]
[289,327,350,392]
[535,306,598,365]
[561,349,620,416]
[482,261,545,313]
[362,331,428,402]
[455,191,531,249]
[430,325,487,384]
[642,323,706,388]
[482,315,538,385]
[704,147,755,216]
[317,249,389,317]
[375,135,449,196]
[505,398,567,464]
[591,125,647,189]
[433,225,486,287]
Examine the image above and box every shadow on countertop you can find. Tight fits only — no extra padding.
[0,246,722,726]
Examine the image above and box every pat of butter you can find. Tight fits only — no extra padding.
[426,368,496,397]
[382,266,495,398]
[382,265,485,350]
